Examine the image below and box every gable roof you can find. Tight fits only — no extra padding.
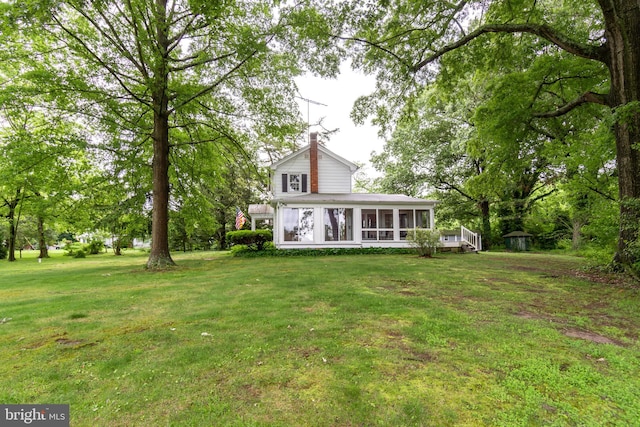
[270,143,359,173]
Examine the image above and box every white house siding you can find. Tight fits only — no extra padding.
[271,145,357,198]
[272,155,310,196]
[317,155,352,193]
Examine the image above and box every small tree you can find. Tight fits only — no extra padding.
[407,228,442,258]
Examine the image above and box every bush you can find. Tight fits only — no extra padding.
[74,250,86,258]
[87,239,104,255]
[407,228,442,258]
[230,246,414,258]
[64,241,85,256]
[226,230,273,250]
[0,245,7,260]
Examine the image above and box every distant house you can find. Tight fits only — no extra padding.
[249,132,480,251]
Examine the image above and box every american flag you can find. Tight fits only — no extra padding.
[235,207,246,230]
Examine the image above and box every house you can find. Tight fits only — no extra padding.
[249,132,481,251]
[440,229,482,253]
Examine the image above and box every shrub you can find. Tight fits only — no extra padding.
[226,230,273,250]
[407,228,442,258]
[64,241,85,256]
[74,250,86,258]
[87,239,105,255]
[230,246,414,258]
[0,245,7,260]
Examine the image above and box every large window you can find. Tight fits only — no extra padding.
[324,208,353,241]
[416,210,430,228]
[399,209,414,240]
[361,209,394,241]
[402,209,431,240]
[362,208,432,241]
[283,208,314,242]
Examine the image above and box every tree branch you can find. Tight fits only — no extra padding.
[413,23,606,72]
[50,14,151,108]
[533,91,610,118]
[333,34,413,70]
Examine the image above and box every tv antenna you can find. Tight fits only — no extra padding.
[296,95,327,143]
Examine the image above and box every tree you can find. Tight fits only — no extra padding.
[335,0,640,270]
[9,0,319,268]
[0,101,87,261]
[372,84,494,244]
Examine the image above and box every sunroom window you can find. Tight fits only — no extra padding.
[324,208,353,241]
[361,208,394,241]
[399,209,415,240]
[283,208,314,242]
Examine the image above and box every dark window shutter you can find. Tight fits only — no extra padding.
[281,174,288,192]
[301,174,308,192]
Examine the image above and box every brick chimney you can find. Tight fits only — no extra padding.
[310,132,319,193]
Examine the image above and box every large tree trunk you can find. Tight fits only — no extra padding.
[479,199,491,250]
[7,203,17,262]
[37,216,49,259]
[146,0,175,269]
[6,191,20,262]
[146,109,175,268]
[602,1,640,268]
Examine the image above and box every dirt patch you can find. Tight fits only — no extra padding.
[562,328,623,346]
[404,349,437,363]
[573,270,639,288]
[292,346,321,360]
[55,337,96,349]
[380,329,438,363]
[55,337,84,346]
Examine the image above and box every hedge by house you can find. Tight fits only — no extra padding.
[226,230,273,250]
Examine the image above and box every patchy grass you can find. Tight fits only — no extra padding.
[0,250,638,426]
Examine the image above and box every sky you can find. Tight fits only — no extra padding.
[294,64,386,175]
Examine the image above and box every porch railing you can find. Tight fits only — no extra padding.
[460,225,481,251]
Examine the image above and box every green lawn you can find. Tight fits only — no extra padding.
[0,250,638,426]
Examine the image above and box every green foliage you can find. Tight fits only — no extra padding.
[73,249,86,259]
[230,246,414,257]
[87,239,104,255]
[336,0,640,268]
[0,244,7,260]
[406,228,442,258]
[226,229,273,250]
[620,197,640,274]
[63,241,83,257]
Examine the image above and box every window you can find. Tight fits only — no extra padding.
[361,209,377,241]
[416,210,430,228]
[324,208,353,241]
[281,173,307,193]
[399,209,414,240]
[289,174,301,192]
[361,208,432,241]
[379,209,394,240]
[283,208,314,242]
[361,209,394,241]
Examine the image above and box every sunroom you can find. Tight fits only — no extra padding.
[272,193,437,249]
